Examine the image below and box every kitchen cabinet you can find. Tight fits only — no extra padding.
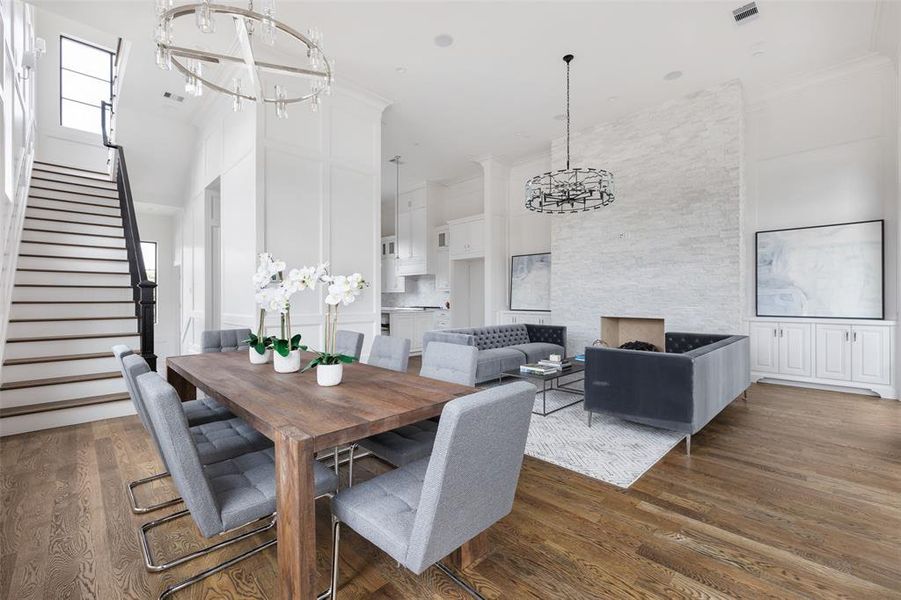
[389,310,436,353]
[395,186,432,276]
[433,226,450,291]
[381,236,405,293]
[448,215,485,260]
[497,311,551,325]
[748,319,895,398]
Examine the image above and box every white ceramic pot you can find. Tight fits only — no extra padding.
[249,347,272,364]
[317,363,343,387]
[273,349,301,373]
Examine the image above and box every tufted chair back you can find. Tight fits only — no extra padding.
[665,332,730,354]
[201,329,252,353]
[468,324,530,351]
[367,335,411,373]
[136,372,223,537]
[420,342,478,387]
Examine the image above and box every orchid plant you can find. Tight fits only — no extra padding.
[249,253,309,358]
[245,253,280,355]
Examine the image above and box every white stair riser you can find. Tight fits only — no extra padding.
[30,181,118,199]
[32,163,109,180]
[12,287,133,302]
[17,255,129,273]
[25,217,123,237]
[10,302,134,319]
[4,335,140,359]
[8,318,137,338]
[0,400,135,437]
[28,197,120,217]
[2,356,121,383]
[18,242,127,260]
[21,229,125,248]
[0,377,126,408]
[31,171,115,189]
[30,189,119,207]
[26,207,122,227]
[15,271,131,286]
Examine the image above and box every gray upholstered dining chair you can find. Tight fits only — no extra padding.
[116,348,270,514]
[200,328,252,352]
[330,381,536,599]
[366,335,411,373]
[136,372,339,600]
[347,342,479,485]
[335,330,364,360]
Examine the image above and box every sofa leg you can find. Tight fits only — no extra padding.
[587,412,593,428]
[742,389,748,403]
[685,434,691,456]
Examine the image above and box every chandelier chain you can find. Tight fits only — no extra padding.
[565,57,570,170]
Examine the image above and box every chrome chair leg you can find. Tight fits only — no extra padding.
[127,471,182,514]
[139,509,276,572]
[434,562,486,600]
[158,537,277,599]
[330,516,341,599]
[347,444,357,487]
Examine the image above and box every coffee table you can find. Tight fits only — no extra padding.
[502,363,585,416]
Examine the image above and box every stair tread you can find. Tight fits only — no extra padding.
[0,392,131,418]
[25,216,123,229]
[14,284,131,288]
[0,371,121,390]
[18,240,126,250]
[12,300,133,304]
[33,161,108,176]
[29,194,119,209]
[23,227,125,239]
[31,176,116,191]
[26,205,122,218]
[18,253,127,262]
[9,316,137,323]
[4,351,134,366]
[17,269,130,275]
[32,168,113,183]
[30,185,118,200]
[6,332,138,343]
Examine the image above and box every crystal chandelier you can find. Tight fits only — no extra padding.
[525,54,615,214]
[154,0,333,118]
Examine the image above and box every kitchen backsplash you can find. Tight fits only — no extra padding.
[382,275,450,308]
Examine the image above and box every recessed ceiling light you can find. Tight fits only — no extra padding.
[663,70,683,81]
[750,42,766,56]
[395,66,407,73]
[607,96,618,102]
[434,34,454,48]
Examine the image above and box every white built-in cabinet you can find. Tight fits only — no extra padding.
[380,236,405,293]
[389,311,435,353]
[396,187,430,276]
[448,215,485,260]
[433,226,450,291]
[749,318,896,399]
[497,311,552,325]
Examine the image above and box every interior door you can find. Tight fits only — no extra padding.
[815,324,852,381]
[851,325,892,385]
[778,323,811,377]
[750,322,779,374]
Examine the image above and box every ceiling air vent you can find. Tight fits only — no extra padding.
[162,91,185,103]
[732,2,759,23]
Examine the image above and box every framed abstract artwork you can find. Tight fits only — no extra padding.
[510,253,551,311]
[756,220,883,319]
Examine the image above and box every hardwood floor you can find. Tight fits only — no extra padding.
[1,382,900,599]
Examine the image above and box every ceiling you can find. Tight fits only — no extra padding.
[34,1,895,203]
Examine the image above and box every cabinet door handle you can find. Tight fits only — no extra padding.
[853,332,857,342]
[773,328,777,338]
[779,328,783,338]
[844,331,849,342]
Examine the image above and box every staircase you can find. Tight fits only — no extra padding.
[0,160,140,433]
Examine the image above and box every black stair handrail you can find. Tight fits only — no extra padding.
[101,100,157,370]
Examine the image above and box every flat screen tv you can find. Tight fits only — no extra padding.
[756,220,883,319]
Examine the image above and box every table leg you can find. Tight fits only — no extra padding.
[165,366,196,401]
[448,530,490,569]
[275,426,317,600]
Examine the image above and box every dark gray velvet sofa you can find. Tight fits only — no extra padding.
[584,332,750,454]
[422,323,566,384]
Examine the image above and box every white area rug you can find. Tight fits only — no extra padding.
[516,378,685,488]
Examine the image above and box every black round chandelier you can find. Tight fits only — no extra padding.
[525,54,615,214]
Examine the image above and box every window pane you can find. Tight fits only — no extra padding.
[61,99,101,134]
[61,70,110,107]
[141,241,157,282]
[61,37,111,80]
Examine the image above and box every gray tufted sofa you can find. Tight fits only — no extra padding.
[422,323,566,384]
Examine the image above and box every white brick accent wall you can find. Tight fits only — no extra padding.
[551,81,745,354]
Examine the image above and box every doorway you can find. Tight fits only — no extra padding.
[205,179,222,331]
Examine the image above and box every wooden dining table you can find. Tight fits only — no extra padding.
[166,350,481,599]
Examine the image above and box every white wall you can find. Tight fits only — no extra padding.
[507,152,552,258]
[177,86,387,357]
[440,175,482,222]
[551,81,745,354]
[745,55,899,322]
[136,210,178,364]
